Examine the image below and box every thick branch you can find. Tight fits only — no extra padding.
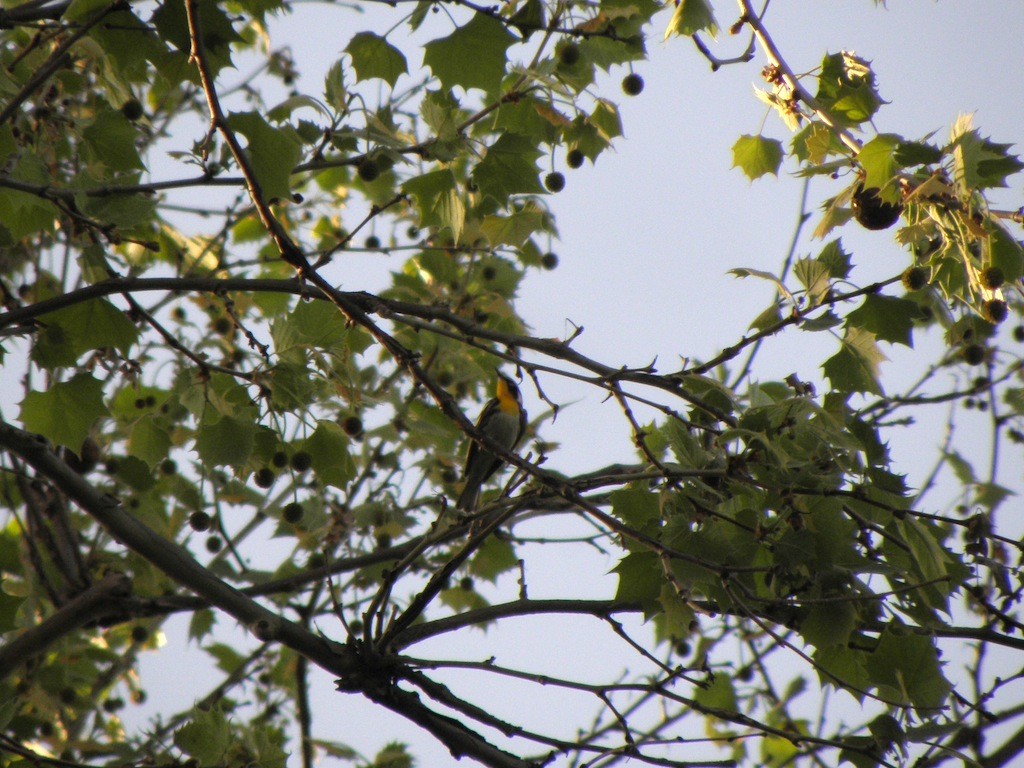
[391,599,640,649]
[0,573,130,681]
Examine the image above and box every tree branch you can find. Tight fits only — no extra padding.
[0,572,130,682]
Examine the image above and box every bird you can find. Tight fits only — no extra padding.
[456,370,527,511]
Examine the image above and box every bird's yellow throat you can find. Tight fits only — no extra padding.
[495,378,518,414]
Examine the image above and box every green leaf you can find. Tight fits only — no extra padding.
[189,608,216,641]
[508,0,545,38]
[897,518,949,586]
[226,111,302,202]
[815,52,881,127]
[174,707,232,766]
[33,298,139,368]
[801,602,856,649]
[402,170,465,243]
[128,414,172,468]
[20,374,108,450]
[732,135,784,181]
[610,488,661,529]
[857,134,901,201]
[792,123,841,165]
[195,413,256,468]
[480,205,546,247]
[302,420,356,489]
[794,257,831,305]
[846,294,918,347]
[989,220,1024,282]
[694,674,737,713]
[371,742,413,768]
[266,361,318,410]
[83,110,145,172]
[894,139,943,167]
[613,551,661,612]
[346,32,407,87]
[0,158,60,239]
[839,737,882,768]
[865,625,950,709]
[951,116,1024,190]
[664,0,718,40]
[470,133,544,203]
[817,239,852,279]
[589,99,622,142]
[822,326,886,394]
[271,298,348,355]
[423,13,516,94]
[814,645,870,697]
[80,192,158,228]
[469,536,518,582]
[152,0,241,74]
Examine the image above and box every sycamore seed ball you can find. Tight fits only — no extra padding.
[963,344,986,366]
[901,266,928,292]
[980,266,1005,290]
[622,73,644,96]
[982,298,1008,324]
[559,43,581,66]
[545,171,565,192]
[357,157,380,182]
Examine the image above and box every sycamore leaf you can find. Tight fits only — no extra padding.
[801,602,856,649]
[664,0,718,40]
[469,536,518,582]
[589,99,623,142]
[271,298,348,355]
[195,413,256,468]
[32,298,139,369]
[20,374,108,450]
[822,326,886,394]
[423,13,515,94]
[694,674,738,713]
[816,239,852,279]
[613,551,662,615]
[846,294,917,348]
[128,414,172,468]
[815,52,881,127]
[83,110,145,172]
[508,0,545,38]
[402,169,465,243]
[857,133,901,200]
[794,257,831,305]
[814,645,871,697]
[226,111,302,202]
[174,708,232,765]
[989,222,1024,282]
[792,123,840,165]
[610,488,660,529]
[895,139,943,167]
[480,206,546,247]
[865,626,950,709]
[732,134,784,180]
[729,267,795,305]
[302,420,356,489]
[151,0,241,74]
[951,115,1024,190]
[470,133,544,203]
[346,32,407,87]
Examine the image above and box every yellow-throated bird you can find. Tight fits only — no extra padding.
[456,370,527,511]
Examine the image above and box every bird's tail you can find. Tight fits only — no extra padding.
[455,482,480,511]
